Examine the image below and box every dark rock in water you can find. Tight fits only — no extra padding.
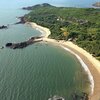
[0,46,4,49]
[0,25,8,29]
[72,92,89,100]
[6,36,43,49]
[6,43,13,47]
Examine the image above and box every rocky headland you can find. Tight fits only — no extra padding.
[15,16,26,24]
[6,36,43,49]
[22,3,53,10]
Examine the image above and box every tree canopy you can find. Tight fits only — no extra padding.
[24,4,100,60]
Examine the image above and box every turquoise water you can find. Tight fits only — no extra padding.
[0,0,93,100]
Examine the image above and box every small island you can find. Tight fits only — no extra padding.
[92,2,100,7]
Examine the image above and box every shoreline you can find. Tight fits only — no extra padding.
[61,45,94,95]
[29,22,100,100]
[27,22,51,38]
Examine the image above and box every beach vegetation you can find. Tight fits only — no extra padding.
[24,3,100,60]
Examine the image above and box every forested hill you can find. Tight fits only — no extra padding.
[24,3,100,60]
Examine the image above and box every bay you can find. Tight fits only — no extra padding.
[0,0,94,99]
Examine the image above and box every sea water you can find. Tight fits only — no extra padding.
[0,0,94,99]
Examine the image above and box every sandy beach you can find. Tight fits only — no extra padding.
[27,22,51,38]
[29,22,100,100]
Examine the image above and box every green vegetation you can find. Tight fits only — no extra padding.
[24,3,100,60]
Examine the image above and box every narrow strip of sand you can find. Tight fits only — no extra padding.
[29,22,100,100]
[27,22,51,38]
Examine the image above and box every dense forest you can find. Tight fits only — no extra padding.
[24,3,100,60]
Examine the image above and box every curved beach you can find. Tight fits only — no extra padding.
[29,22,100,100]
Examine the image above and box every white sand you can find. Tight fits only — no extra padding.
[28,22,51,38]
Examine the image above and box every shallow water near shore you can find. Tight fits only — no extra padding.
[0,0,94,100]
[0,42,90,100]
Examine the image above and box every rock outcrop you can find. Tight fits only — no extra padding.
[0,25,8,29]
[6,36,43,49]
